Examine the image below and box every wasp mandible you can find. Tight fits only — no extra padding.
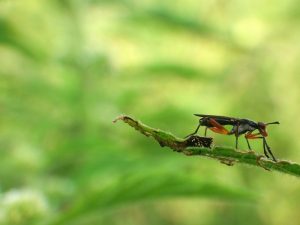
[186,114,280,161]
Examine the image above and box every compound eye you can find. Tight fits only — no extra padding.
[258,122,266,129]
[258,122,268,136]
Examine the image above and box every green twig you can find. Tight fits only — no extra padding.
[114,115,300,177]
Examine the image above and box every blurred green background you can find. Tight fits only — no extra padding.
[1,0,300,225]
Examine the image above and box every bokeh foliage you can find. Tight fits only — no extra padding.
[1,0,300,225]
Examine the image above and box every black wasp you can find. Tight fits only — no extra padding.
[186,114,280,161]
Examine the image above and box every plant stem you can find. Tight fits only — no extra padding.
[114,115,300,177]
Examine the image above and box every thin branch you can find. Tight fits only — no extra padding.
[114,115,300,177]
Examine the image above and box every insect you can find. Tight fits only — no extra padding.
[186,114,280,161]
[184,135,213,148]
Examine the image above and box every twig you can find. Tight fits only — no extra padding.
[114,115,300,177]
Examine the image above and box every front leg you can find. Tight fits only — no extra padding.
[245,132,271,160]
[263,137,277,162]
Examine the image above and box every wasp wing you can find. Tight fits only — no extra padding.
[194,114,239,120]
[194,114,240,125]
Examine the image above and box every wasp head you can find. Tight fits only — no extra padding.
[257,121,280,137]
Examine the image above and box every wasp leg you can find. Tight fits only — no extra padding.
[245,137,256,154]
[244,131,256,151]
[263,137,277,162]
[245,132,261,139]
[245,132,275,160]
[185,123,201,138]
[245,136,251,149]
[244,132,254,152]
[235,136,239,149]
[262,138,270,159]
[235,123,240,149]
[245,132,270,158]
[204,127,208,137]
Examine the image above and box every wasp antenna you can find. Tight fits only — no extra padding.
[194,114,202,117]
[266,121,280,125]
